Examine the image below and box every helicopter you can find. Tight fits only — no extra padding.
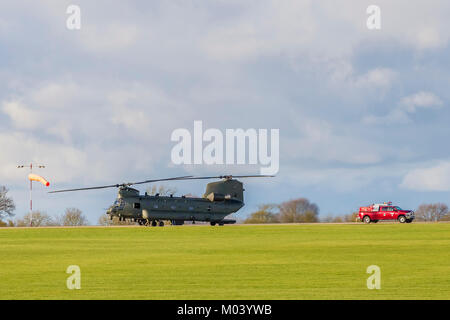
[49,175,273,226]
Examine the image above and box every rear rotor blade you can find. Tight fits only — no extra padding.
[130,175,194,186]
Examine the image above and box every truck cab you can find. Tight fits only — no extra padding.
[359,202,415,224]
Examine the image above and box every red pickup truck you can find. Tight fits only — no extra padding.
[359,202,415,224]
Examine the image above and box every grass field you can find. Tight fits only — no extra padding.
[0,223,449,300]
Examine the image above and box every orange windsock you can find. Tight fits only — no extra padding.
[28,173,50,187]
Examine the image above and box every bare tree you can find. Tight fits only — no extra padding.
[15,211,55,227]
[244,204,279,224]
[98,215,114,226]
[415,203,449,222]
[278,198,319,223]
[58,208,89,226]
[321,211,359,223]
[0,219,15,227]
[0,186,15,222]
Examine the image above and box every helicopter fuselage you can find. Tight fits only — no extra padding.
[106,187,243,226]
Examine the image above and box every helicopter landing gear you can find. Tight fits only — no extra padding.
[210,222,216,226]
[151,220,157,227]
[159,221,164,227]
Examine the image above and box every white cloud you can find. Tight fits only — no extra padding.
[354,68,397,88]
[416,27,445,49]
[2,100,41,129]
[281,161,413,192]
[79,24,139,53]
[401,161,450,191]
[201,1,316,61]
[363,91,444,125]
[285,114,386,165]
[400,91,443,112]
[30,83,79,109]
[0,132,87,183]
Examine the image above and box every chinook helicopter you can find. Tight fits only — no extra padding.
[49,175,272,226]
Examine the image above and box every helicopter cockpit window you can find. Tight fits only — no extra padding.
[114,199,125,208]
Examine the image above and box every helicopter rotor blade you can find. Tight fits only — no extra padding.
[48,184,121,193]
[130,176,195,186]
[48,175,194,193]
[48,175,273,194]
[166,175,275,181]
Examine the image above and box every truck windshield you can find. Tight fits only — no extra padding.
[394,206,402,210]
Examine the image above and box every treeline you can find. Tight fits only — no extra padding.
[243,200,450,224]
[243,198,320,223]
[0,208,89,227]
[0,185,139,227]
[2,185,450,226]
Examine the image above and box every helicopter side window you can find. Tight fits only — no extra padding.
[133,203,141,209]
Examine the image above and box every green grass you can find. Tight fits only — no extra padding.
[0,223,449,299]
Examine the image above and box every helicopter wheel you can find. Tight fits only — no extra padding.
[159,221,164,227]
[151,220,157,227]
[144,219,151,227]
[210,222,216,226]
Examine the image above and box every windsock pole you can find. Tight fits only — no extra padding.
[17,163,46,226]
[30,163,32,218]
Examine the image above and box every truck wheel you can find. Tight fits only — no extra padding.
[363,216,371,224]
[398,215,406,223]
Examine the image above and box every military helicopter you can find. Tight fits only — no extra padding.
[49,175,272,226]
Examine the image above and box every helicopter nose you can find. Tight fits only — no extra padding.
[106,206,114,215]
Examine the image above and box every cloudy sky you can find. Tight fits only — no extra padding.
[1,0,449,223]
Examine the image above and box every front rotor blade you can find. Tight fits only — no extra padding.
[48,184,120,193]
[48,176,194,193]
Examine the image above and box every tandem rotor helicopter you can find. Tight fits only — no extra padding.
[49,175,273,226]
